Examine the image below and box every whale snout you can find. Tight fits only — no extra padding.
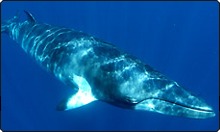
[134,82,215,119]
[135,97,215,119]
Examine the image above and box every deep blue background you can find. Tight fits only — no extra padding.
[1,1,219,131]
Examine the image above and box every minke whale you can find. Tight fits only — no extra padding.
[2,11,215,119]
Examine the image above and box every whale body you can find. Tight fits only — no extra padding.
[1,11,215,119]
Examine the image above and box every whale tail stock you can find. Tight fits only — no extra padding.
[1,11,35,33]
[1,11,19,33]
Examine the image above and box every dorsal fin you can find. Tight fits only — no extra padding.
[24,10,36,23]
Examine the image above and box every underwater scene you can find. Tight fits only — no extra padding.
[1,1,219,131]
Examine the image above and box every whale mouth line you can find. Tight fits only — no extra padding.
[144,97,214,113]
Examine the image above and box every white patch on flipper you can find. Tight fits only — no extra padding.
[65,74,97,110]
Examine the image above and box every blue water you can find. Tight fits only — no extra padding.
[1,1,219,131]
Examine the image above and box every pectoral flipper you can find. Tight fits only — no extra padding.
[57,74,97,111]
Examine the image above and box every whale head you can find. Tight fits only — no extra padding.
[134,81,215,119]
